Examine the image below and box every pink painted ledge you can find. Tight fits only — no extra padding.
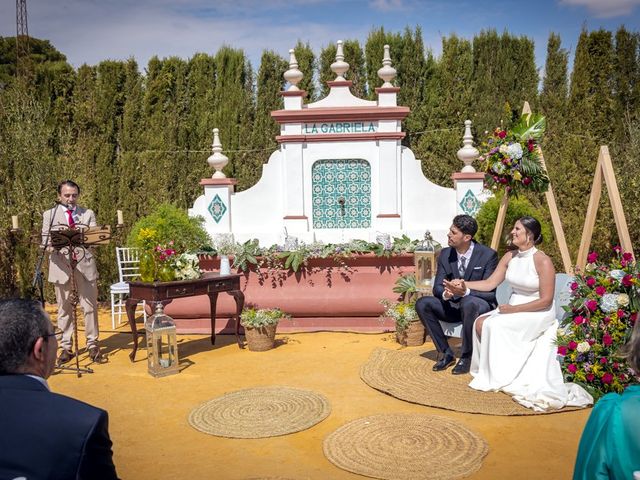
[163,253,415,334]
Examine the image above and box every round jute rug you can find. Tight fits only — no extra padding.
[188,386,331,438]
[323,413,488,480]
[360,348,581,416]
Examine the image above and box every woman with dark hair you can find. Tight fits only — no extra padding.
[455,216,592,411]
[573,320,640,479]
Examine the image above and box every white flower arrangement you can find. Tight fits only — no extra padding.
[173,253,201,280]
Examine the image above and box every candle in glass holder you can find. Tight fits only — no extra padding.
[11,215,19,230]
[117,210,124,226]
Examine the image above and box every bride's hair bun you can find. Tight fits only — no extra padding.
[518,216,543,245]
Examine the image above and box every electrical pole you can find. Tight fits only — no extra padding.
[16,0,30,78]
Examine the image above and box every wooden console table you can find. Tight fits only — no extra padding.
[125,273,245,362]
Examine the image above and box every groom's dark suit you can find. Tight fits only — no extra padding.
[0,374,118,480]
[416,241,498,358]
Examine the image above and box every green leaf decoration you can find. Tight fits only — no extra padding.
[511,113,546,141]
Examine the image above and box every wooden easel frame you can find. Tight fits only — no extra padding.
[490,102,573,273]
[575,145,634,270]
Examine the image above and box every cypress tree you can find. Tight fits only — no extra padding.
[248,50,286,187]
[318,43,336,98]
[211,47,254,190]
[365,27,403,99]
[412,35,473,187]
[396,26,429,137]
[293,41,316,100]
[540,33,568,127]
[613,27,639,134]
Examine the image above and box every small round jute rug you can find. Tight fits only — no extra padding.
[360,348,581,416]
[323,413,488,480]
[188,386,331,438]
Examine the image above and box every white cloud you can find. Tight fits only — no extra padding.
[370,0,407,11]
[560,0,640,18]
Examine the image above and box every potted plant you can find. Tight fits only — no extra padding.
[380,299,424,346]
[240,307,289,351]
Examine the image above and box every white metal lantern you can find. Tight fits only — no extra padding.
[414,231,441,294]
[145,303,179,378]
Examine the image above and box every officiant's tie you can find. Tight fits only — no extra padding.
[66,209,75,228]
[458,256,466,278]
[66,209,77,260]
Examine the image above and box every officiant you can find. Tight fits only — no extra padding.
[41,180,104,364]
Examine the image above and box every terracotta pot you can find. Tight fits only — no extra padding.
[396,321,425,346]
[244,323,278,351]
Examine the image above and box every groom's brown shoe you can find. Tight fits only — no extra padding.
[432,352,455,371]
[452,357,471,375]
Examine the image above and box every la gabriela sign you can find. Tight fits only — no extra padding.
[303,121,377,135]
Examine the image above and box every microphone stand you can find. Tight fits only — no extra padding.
[32,202,61,307]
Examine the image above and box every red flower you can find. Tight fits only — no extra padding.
[586,373,595,382]
[617,309,626,319]
[522,177,532,185]
[603,316,611,324]
[587,252,599,263]
[585,299,598,311]
[557,345,568,356]
[573,315,585,325]
[599,357,607,364]
[498,130,507,139]
[586,277,596,287]
[622,252,633,262]
[587,338,595,345]
[631,312,638,325]
[570,282,579,291]
[603,334,613,346]
[595,286,606,296]
[613,245,622,254]
[568,341,578,350]
[499,177,508,184]
[601,373,613,384]
[613,362,620,369]
[567,364,577,374]
[622,274,633,287]
[527,139,535,152]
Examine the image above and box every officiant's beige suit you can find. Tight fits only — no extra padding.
[42,204,100,351]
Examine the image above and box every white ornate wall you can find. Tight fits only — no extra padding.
[190,42,486,247]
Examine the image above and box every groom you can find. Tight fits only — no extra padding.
[415,215,498,374]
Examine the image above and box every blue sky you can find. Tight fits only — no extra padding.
[1,0,639,74]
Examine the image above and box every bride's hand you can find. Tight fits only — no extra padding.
[498,304,517,314]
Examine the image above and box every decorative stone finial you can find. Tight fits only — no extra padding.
[377,44,396,87]
[207,128,229,179]
[283,49,303,91]
[330,40,349,81]
[457,120,479,173]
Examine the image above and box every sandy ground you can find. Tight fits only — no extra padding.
[47,308,588,480]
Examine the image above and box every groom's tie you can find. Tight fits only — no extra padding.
[458,256,466,278]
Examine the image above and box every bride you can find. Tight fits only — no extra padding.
[452,216,593,411]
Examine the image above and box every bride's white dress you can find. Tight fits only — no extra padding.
[469,247,593,411]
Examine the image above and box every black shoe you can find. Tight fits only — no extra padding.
[452,357,471,375]
[432,352,455,371]
[57,349,74,365]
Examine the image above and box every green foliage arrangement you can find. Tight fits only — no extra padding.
[127,203,210,253]
[393,275,417,302]
[222,236,420,274]
[240,307,290,328]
